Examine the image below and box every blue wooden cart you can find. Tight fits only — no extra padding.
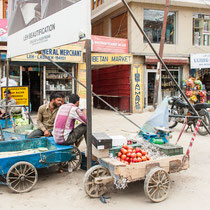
[0,137,81,193]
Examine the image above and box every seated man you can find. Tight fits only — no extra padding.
[0,89,19,118]
[27,93,63,138]
[53,94,87,146]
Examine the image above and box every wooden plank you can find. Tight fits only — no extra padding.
[101,155,189,181]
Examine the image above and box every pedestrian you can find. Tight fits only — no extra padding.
[53,94,87,146]
[0,89,20,118]
[27,92,63,138]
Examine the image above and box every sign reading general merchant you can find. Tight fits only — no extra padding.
[11,44,84,63]
[91,53,133,65]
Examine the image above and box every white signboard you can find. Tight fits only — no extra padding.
[7,0,91,58]
[190,53,210,69]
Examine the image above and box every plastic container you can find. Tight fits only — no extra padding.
[153,143,183,156]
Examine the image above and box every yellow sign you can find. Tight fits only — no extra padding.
[1,87,29,107]
[91,53,133,65]
[11,44,84,63]
[77,63,87,99]
[132,64,144,113]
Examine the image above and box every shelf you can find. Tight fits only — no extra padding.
[46,89,72,91]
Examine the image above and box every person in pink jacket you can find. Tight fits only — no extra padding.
[53,94,87,146]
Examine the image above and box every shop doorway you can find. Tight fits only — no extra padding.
[147,72,156,105]
[22,69,41,111]
[146,68,181,106]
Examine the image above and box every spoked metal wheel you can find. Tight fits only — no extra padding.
[83,165,113,198]
[59,146,82,172]
[144,167,171,203]
[196,109,210,136]
[168,107,178,129]
[6,161,38,193]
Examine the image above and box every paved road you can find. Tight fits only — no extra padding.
[0,109,209,210]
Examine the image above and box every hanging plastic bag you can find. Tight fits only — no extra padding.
[141,97,169,133]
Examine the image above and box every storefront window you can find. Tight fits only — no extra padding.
[193,13,210,46]
[144,9,176,44]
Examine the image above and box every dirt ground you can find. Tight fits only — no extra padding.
[0,109,210,210]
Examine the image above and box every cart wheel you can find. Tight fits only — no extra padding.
[144,167,171,203]
[59,146,82,172]
[6,161,38,193]
[83,165,112,198]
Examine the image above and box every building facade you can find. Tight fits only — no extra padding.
[91,0,210,108]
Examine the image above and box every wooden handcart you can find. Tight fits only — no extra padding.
[83,154,189,203]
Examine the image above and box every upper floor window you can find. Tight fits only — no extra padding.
[193,13,210,46]
[111,12,128,39]
[92,22,104,36]
[144,9,176,44]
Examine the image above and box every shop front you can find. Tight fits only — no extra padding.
[190,53,210,103]
[11,43,84,111]
[90,35,144,113]
[91,53,144,113]
[144,56,189,106]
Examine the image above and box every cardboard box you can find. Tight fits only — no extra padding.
[92,145,109,158]
[92,132,112,150]
[110,135,127,147]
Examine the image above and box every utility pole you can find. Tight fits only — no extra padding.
[153,0,170,109]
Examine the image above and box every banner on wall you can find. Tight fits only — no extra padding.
[132,64,144,113]
[91,35,128,54]
[7,0,91,58]
[11,44,84,63]
[190,53,210,69]
[1,86,29,107]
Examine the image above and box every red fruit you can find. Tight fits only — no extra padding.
[133,158,137,163]
[121,148,127,155]
[145,155,150,160]
[127,152,131,158]
[136,152,142,158]
[141,150,147,156]
[137,157,142,162]
[135,147,141,153]
[133,149,136,153]
[126,157,130,163]
[118,152,122,157]
[131,153,136,159]
[121,154,127,160]
[127,149,133,154]
[127,146,133,151]
[142,156,147,161]
[123,144,128,150]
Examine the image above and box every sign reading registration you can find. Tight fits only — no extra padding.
[91,53,133,65]
[1,87,29,107]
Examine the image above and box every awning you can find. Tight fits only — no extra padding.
[145,56,189,65]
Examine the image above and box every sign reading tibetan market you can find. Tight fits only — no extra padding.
[11,44,84,63]
[1,86,29,107]
[91,53,133,65]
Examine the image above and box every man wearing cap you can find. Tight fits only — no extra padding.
[0,90,18,118]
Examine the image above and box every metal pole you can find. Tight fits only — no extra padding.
[5,59,9,128]
[86,39,92,170]
[121,0,210,134]
[40,52,141,130]
[153,0,170,108]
